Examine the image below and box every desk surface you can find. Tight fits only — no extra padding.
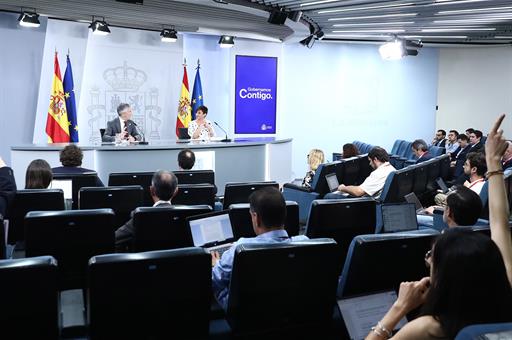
[11,137,292,151]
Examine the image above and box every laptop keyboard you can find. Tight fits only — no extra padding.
[210,244,232,256]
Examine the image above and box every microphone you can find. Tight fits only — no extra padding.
[129,121,149,145]
[214,121,231,143]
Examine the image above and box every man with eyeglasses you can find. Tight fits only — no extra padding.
[431,129,447,148]
[102,103,142,143]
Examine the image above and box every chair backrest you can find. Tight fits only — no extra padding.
[226,239,340,336]
[174,170,215,185]
[438,154,451,180]
[223,181,279,209]
[53,172,101,209]
[425,158,441,191]
[479,181,490,220]
[0,216,4,259]
[341,157,360,186]
[25,209,115,289]
[338,231,437,297]
[173,184,215,208]
[88,248,211,339]
[7,189,65,245]
[390,140,403,155]
[395,167,414,201]
[108,172,154,206]
[332,152,342,161]
[411,163,428,196]
[396,141,411,158]
[455,322,512,340]
[228,201,300,239]
[357,154,372,184]
[79,186,144,227]
[306,198,376,267]
[310,162,339,195]
[99,128,105,138]
[0,256,58,339]
[132,205,212,252]
[428,145,445,157]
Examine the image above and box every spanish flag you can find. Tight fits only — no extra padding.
[46,52,70,143]
[175,64,192,137]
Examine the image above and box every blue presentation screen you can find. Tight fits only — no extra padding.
[235,55,278,134]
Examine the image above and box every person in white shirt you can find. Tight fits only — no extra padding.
[188,105,216,140]
[336,146,396,198]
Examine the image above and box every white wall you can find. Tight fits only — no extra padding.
[281,42,439,179]
[437,47,512,135]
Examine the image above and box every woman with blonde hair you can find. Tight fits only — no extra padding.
[302,149,324,188]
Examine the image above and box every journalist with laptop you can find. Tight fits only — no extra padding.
[211,187,308,310]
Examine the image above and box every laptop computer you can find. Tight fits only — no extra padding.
[436,177,450,194]
[404,192,428,215]
[381,203,419,233]
[325,173,340,192]
[337,290,408,340]
[187,211,235,255]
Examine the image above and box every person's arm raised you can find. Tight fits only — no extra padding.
[486,114,512,284]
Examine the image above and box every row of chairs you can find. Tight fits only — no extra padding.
[5,181,280,245]
[283,154,373,223]
[389,139,445,169]
[0,239,341,339]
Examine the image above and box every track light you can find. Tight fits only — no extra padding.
[219,35,234,48]
[300,35,315,48]
[315,30,325,40]
[89,17,111,35]
[160,28,177,42]
[18,10,40,28]
[379,38,421,60]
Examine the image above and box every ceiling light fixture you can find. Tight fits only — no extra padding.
[328,13,417,21]
[421,27,496,32]
[18,9,40,28]
[160,28,177,42]
[319,2,414,14]
[437,6,512,14]
[299,35,315,48]
[404,35,468,38]
[89,17,111,35]
[219,35,234,48]
[332,21,415,27]
[379,38,422,60]
[332,29,406,33]
[300,0,340,7]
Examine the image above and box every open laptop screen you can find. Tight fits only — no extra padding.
[51,179,72,200]
[404,192,423,211]
[188,212,234,247]
[381,203,418,233]
[326,173,339,192]
[337,291,407,340]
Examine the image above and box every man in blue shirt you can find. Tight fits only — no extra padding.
[211,187,308,310]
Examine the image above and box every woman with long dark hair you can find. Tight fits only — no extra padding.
[366,115,512,339]
[25,159,52,189]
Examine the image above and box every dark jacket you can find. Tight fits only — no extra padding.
[416,152,433,164]
[102,118,141,142]
[0,167,17,218]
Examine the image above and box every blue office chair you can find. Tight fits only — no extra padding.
[455,322,512,340]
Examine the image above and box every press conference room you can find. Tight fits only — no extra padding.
[1,0,512,339]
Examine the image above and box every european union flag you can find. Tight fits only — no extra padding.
[191,62,204,121]
[63,54,79,142]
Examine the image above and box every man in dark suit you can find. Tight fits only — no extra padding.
[468,130,484,153]
[412,139,433,164]
[102,103,142,143]
[431,129,447,148]
[52,145,103,186]
[0,157,17,218]
[115,170,178,251]
[451,134,471,178]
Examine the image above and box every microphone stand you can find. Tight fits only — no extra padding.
[214,121,232,143]
[130,121,149,145]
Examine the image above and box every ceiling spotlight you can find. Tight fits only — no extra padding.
[379,38,421,60]
[315,30,325,40]
[160,28,177,42]
[18,10,40,28]
[89,17,111,35]
[219,35,234,48]
[300,35,315,48]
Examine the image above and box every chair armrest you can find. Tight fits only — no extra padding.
[282,183,312,193]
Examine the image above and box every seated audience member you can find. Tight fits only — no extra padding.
[469,129,484,152]
[431,129,447,147]
[445,130,459,155]
[0,157,17,217]
[25,159,52,189]
[115,170,178,251]
[302,149,324,188]
[335,147,396,198]
[342,143,360,158]
[502,141,512,170]
[52,145,104,186]
[411,139,432,164]
[451,134,471,178]
[465,128,475,137]
[441,186,483,227]
[366,115,512,340]
[177,148,195,170]
[211,187,308,310]
[435,152,486,206]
